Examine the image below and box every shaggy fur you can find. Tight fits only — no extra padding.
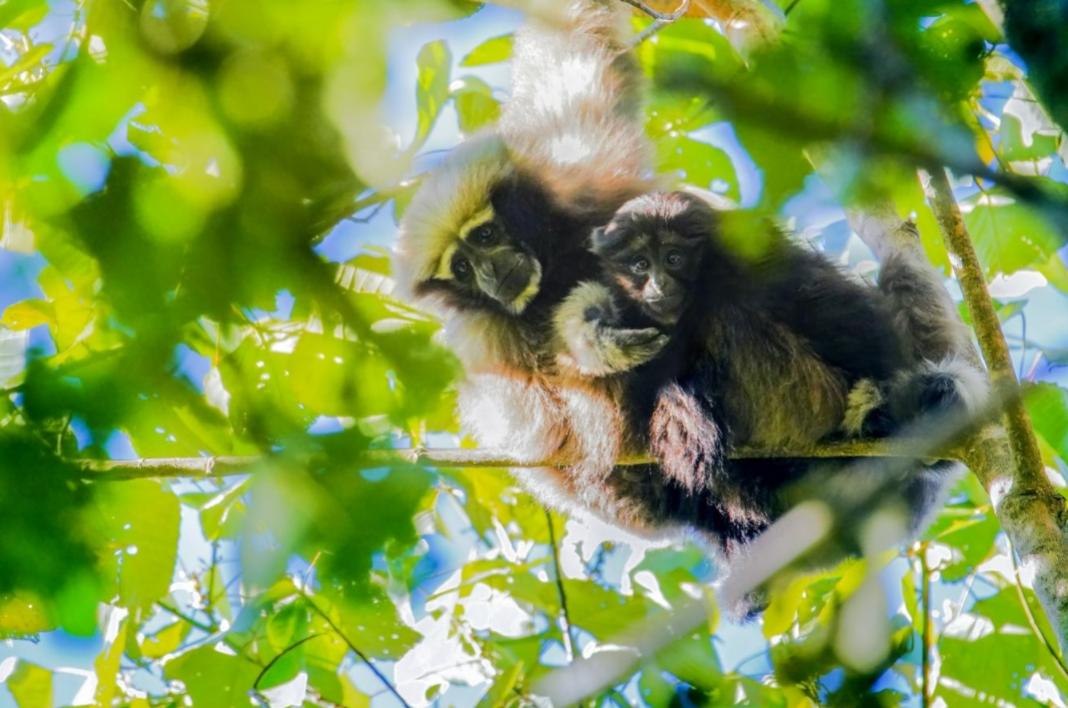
[555,191,989,565]
[394,1,674,533]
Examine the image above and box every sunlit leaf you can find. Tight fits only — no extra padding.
[460,33,513,66]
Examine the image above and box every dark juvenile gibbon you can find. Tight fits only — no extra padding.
[554,190,989,559]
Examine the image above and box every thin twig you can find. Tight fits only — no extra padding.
[627,0,691,45]
[253,633,325,690]
[158,601,217,634]
[300,592,413,708]
[544,507,578,662]
[1008,539,1068,683]
[618,0,690,21]
[920,543,932,708]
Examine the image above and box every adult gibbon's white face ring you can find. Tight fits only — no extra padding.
[433,205,544,314]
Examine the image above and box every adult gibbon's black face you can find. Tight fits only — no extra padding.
[420,202,543,316]
[593,192,713,326]
[443,208,543,314]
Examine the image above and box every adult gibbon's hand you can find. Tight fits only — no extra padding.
[553,281,669,376]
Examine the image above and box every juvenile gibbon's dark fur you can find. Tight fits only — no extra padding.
[555,190,988,560]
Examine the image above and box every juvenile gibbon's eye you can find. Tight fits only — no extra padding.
[665,250,684,268]
[452,255,473,280]
[630,257,650,274]
[469,223,499,247]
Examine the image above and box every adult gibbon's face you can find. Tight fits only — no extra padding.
[593,193,712,326]
[431,204,542,315]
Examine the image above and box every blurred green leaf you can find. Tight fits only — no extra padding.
[1027,383,1068,464]
[461,33,513,66]
[453,75,502,135]
[964,199,1068,292]
[412,40,452,152]
[93,480,180,612]
[8,660,51,708]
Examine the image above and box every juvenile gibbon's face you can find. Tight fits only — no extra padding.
[425,203,543,315]
[592,192,713,326]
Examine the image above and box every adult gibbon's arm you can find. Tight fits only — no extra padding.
[552,281,669,377]
[501,0,652,219]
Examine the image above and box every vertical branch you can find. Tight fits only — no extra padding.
[922,169,1049,492]
[922,167,1068,653]
[545,507,578,662]
[919,544,932,708]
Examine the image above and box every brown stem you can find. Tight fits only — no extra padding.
[545,507,578,662]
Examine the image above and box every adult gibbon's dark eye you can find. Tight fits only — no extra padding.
[452,255,472,279]
[469,223,499,247]
[665,251,683,268]
[631,257,650,274]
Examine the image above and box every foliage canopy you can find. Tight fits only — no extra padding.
[1,0,1068,705]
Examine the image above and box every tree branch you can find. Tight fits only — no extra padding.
[544,507,578,663]
[661,67,1068,236]
[76,437,965,480]
[921,167,1068,653]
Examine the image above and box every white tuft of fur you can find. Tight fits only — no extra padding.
[394,134,511,302]
[841,378,884,437]
[921,356,990,414]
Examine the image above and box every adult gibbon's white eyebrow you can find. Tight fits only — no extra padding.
[458,205,495,239]
[433,242,459,280]
[433,205,497,280]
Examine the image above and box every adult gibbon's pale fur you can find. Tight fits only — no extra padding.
[394,0,686,532]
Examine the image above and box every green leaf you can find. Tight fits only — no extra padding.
[167,645,260,708]
[999,113,1060,163]
[460,33,513,66]
[141,620,189,659]
[412,40,452,152]
[1027,383,1068,464]
[964,199,1068,292]
[655,134,738,201]
[0,300,54,330]
[452,76,501,135]
[8,661,51,708]
[267,602,308,652]
[93,613,127,707]
[939,588,1068,704]
[931,512,1000,582]
[481,661,524,707]
[655,631,723,691]
[329,590,421,659]
[94,480,180,611]
[0,593,53,637]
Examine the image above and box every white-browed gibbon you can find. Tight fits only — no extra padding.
[554,190,988,562]
[394,0,681,531]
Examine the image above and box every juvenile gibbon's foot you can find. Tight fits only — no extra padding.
[649,383,726,494]
[842,378,896,438]
[888,358,988,429]
[554,281,669,376]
